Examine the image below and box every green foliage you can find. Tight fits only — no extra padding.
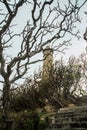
[10,57,81,111]
[39,119,48,130]
[11,111,34,130]
[9,111,48,130]
[10,78,45,111]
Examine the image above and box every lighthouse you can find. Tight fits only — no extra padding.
[42,46,53,80]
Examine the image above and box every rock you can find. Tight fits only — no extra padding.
[44,104,56,113]
[35,108,43,113]
[68,103,76,108]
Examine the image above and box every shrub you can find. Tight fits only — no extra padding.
[0,111,49,130]
[39,119,48,130]
[11,111,40,130]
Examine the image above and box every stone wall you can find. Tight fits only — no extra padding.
[47,105,87,130]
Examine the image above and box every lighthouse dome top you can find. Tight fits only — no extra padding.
[43,46,53,52]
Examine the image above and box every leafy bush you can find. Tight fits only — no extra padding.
[12,111,31,130]
[39,118,48,130]
[0,110,49,130]
[11,111,42,130]
[10,79,45,111]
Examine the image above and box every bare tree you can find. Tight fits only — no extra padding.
[0,0,87,130]
[38,57,81,108]
[77,52,87,96]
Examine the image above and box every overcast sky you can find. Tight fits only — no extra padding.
[29,0,87,75]
[0,0,87,84]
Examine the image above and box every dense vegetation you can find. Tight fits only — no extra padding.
[10,57,81,110]
[0,55,87,130]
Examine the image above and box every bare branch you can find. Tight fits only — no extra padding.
[0,0,26,35]
[3,0,12,15]
[84,27,87,41]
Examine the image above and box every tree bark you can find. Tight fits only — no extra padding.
[2,83,14,130]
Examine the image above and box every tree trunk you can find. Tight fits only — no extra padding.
[2,83,14,130]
